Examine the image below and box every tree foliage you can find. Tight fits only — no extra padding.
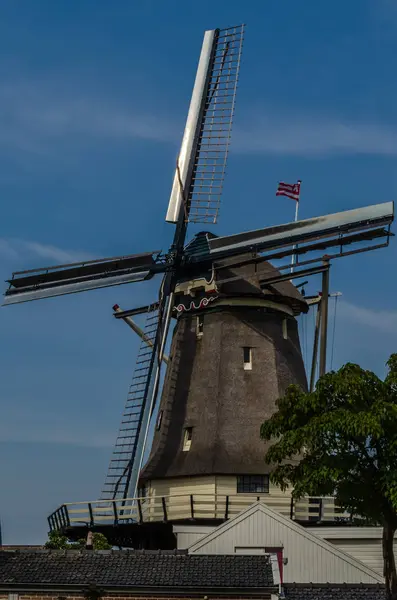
[45,530,111,550]
[261,354,397,599]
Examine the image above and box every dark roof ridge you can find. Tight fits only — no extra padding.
[284,583,385,588]
[0,548,188,555]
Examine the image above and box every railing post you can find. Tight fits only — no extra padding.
[190,495,194,519]
[318,498,323,522]
[137,499,143,524]
[47,515,54,532]
[62,505,70,527]
[112,501,119,526]
[225,496,229,520]
[58,508,64,528]
[162,497,168,522]
[290,496,294,520]
[54,510,61,531]
[88,503,94,528]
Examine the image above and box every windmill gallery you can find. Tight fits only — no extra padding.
[2,23,394,563]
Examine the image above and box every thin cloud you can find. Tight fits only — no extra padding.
[0,80,179,157]
[232,112,397,157]
[1,79,397,160]
[0,238,95,264]
[338,300,397,335]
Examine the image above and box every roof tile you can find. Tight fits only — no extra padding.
[284,584,386,600]
[0,550,274,590]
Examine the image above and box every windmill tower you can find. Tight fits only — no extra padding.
[3,25,394,548]
[140,246,309,494]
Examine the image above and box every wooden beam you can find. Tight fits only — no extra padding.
[319,259,330,378]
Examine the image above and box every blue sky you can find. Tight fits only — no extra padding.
[1,0,397,544]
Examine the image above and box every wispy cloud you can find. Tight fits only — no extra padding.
[1,79,397,160]
[0,238,95,264]
[338,300,397,335]
[233,112,397,157]
[371,0,397,25]
[0,80,179,158]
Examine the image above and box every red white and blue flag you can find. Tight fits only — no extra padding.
[276,180,301,202]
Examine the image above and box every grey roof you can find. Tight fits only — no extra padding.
[0,549,275,592]
[214,254,308,315]
[284,584,385,599]
[183,232,308,316]
[184,231,217,263]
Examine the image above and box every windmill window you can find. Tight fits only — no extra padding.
[196,314,204,338]
[243,347,252,370]
[237,475,269,494]
[282,318,288,340]
[183,427,193,451]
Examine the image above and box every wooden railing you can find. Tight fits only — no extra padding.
[48,493,352,532]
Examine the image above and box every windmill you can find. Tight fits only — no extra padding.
[3,25,394,546]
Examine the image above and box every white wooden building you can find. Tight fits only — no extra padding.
[173,501,384,585]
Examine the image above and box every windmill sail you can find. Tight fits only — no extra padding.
[102,304,161,501]
[209,201,394,260]
[3,251,162,305]
[166,25,244,225]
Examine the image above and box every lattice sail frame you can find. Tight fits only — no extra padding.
[101,305,161,501]
[189,25,244,224]
[166,25,244,225]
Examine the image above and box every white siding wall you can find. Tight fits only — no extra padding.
[311,528,396,576]
[147,475,293,520]
[146,476,216,521]
[149,475,329,522]
[215,476,292,517]
[173,525,215,549]
[149,475,291,499]
[189,506,382,584]
[174,522,392,575]
[329,539,383,575]
[148,475,216,496]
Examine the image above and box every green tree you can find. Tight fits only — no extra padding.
[45,530,111,550]
[261,354,397,600]
[45,530,74,549]
[82,532,112,550]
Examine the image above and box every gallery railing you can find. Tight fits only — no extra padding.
[48,493,352,532]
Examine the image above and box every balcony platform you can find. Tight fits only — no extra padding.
[48,493,355,548]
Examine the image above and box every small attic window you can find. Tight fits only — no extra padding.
[282,318,288,340]
[196,314,204,338]
[243,347,252,370]
[183,427,193,451]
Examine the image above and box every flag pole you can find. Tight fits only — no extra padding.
[290,180,301,274]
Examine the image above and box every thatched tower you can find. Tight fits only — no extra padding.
[140,233,307,501]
